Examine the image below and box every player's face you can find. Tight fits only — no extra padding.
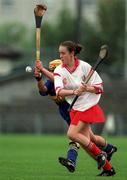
[59,45,74,64]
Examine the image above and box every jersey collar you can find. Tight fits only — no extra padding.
[62,57,80,73]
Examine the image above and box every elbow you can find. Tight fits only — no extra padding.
[55,87,63,96]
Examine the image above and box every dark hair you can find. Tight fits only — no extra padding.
[60,41,83,55]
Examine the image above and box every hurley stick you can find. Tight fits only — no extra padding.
[34,4,47,61]
[68,45,108,111]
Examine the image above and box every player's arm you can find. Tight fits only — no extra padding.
[76,83,103,94]
[41,67,54,81]
[81,61,103,94]
[35,60,54,81]
[56,88,74,96]
[54,71,103,97]
[37,79,47,92]
[34,67,47,93]
[54,71,74,97]
[56,84,103,97]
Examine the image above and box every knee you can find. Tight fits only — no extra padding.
[91,135,97,144]
[67,130,77,142]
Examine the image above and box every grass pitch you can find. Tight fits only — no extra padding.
[0,134,126,180]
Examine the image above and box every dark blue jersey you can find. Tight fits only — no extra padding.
[39,80,70,125]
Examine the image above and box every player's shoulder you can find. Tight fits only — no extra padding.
[79,60,91,67]
[54,64,63,73]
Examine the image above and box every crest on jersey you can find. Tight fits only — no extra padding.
[63,78,67,85]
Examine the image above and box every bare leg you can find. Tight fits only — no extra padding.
[67,121,113,170]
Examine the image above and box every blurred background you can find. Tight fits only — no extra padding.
[0,0,126,136]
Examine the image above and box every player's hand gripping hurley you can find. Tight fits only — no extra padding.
[68,45,108,111]
[34,4,47,61]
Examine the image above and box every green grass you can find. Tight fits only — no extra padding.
[0,134,126,180]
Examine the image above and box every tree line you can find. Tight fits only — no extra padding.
[0,0,125,78]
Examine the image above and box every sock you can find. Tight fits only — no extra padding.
[87,142,101,156]
[103,144,113,154]
[87,142,112,170]
[67,142,79,165]
[103,160,112,170]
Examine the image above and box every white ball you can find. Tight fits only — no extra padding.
[25,66,33,73]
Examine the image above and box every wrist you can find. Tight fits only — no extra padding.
[36,77,42,82]
[73,89,76,95]
[86,86,91,92]
[36,78,42,82]
[87,86,96,93]
[35,73,42,81]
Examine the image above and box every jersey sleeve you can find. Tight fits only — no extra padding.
[54,67,64,95]
[82,61,103,93]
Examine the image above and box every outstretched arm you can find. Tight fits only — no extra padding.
[35,60,54,81]
[34,67,47,93]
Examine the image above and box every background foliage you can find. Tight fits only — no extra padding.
[0,0,125,77]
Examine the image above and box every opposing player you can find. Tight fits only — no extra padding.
[34,58,117,174]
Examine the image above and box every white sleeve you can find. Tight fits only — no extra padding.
[54,67,64,95]
[82,61,92,76]
[82,61,103,85]
[90,70,103,84]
